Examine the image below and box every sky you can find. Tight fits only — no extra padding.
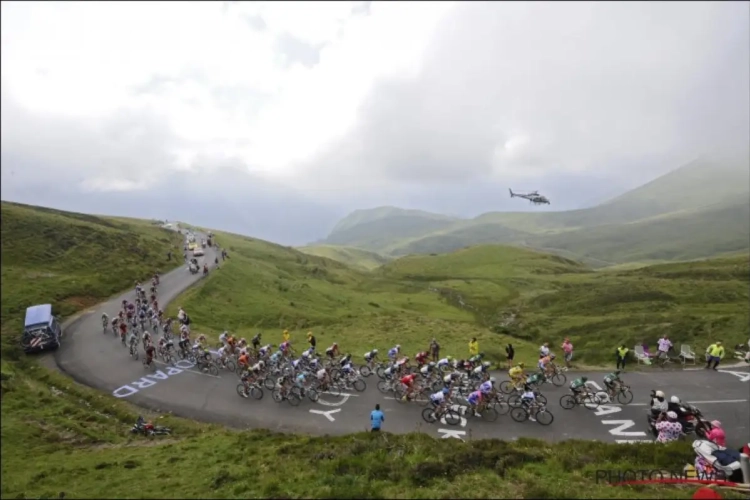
[2,1,748,245]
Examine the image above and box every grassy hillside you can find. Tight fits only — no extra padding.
[297,244,391,271]
[3,203,731,499]
[321,160,749,266]
[328,206,461,235]
[172,234,749,366]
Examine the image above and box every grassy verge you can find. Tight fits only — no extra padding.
[1,202,746,499]
[297,244,391,271]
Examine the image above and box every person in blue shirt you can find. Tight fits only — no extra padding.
[370,404,385,432]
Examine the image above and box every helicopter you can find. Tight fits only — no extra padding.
[509,189,550,205]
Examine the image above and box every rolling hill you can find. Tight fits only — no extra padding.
[319,159,750,266]
[296,244,391,270]
[2,201,747,499]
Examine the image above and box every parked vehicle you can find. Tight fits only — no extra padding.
[21,304,62,353]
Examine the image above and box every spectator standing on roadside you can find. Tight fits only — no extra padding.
[616,344,629,370]
[505,344,515,369]
[469,338,479,357]
[657,334,672,361]
[429,338,440,362]
[705,341,725,370]
[561,339,573,369]
[307,331,316,349]
[370,404,385,432]
[282,329,290,343]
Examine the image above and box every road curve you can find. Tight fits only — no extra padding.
[55,234,750,445]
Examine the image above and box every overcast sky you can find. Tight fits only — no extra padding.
[2,1,748,244]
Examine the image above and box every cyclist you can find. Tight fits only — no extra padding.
[142,331,152,350]
[128,329,139,352]
[399,373,417,401]
[396,356,410,374]
[325,343,340,360]
[419,361,436,377]
[364,348,378,364]
[144,341,156,367]
[509,362,526,388]
[467,389,483,417]
[603,370,624,400]
[526,371,545,388]
[436,356,453,370]
[101,313,109,329]
[316,366,330,388]
[237,352,250,371]
[429,387,451,413]
[219,331,229,346]
[279,340,292,357]
[477,377,497,413]
[569,376,588,401]
[415,351,429,366]
[258,344,273,358]
[387,344,401,362]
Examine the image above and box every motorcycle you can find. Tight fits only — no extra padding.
[130,416,172,437]
[645,397,711,439]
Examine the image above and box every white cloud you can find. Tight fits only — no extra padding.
[1,0,455,188]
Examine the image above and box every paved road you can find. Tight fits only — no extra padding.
[55,233,750,445]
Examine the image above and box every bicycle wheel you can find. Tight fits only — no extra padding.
[537,394,548,406]
[377,380,391,394]
[494,400,511,415]
[559,394,575,410]
[394,387,408,403]
[164,352,173,365]
[359,365,372,377]
[551,373,567,386]
[499,380,514,394]
[250,386,264,400]
[306,388,319,402]
[225,359,236,373]
[207,364,219,376]
[507,394,522,407]
[535,408,554,426]
[443,408,462,426]
[178,349,186,360]
[582,394,600,410]
[272,389,284,403]
[264,376,276,391]
[287,393,301,406]
[617,388,634,405]
[324,383,341,398]
[422,407,439,423]
[482,405,499,422]
[133,349,139,361]
[414,389,430,407]
[236,384,248,398]
[376,365,387,379]
[510,407,529,422]
[352,379,366,392]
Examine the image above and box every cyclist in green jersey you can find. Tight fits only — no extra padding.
[569,376,587,397]
[526,372,545,387]
[603,370,623,400]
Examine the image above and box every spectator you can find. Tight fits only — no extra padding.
[706,420,726,447]
[282,329,290,343]
[705,341,725,370]
[657,335,672,362]
[616,344,629,370]
[505,344,515,369]
[561,338,573,369]
[370,404,385,432]
[468,338,479,357]
[429,338,440,362]
[307,331,316,349]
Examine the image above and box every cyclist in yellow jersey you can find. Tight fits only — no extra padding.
[509,362,526,388]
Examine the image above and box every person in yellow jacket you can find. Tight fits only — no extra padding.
[282,329,290,343]
[616,345,629,370]
[705,341,724,370]
[469,337,479,357]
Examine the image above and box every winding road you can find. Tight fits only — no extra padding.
[55,233,750,445]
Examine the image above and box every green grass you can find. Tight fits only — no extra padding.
[174,237,749,366]
[1,202,747,499]
[297,244,391,271]
[320,160,750,266]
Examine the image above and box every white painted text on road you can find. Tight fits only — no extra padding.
[309,408,341,422]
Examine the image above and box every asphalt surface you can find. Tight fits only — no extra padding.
[55,232,750,445]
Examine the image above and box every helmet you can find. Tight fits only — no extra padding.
[333,342,338,347]
[670,396,680,404]
[489,377,496,383]
[301,351,309,358]
[710,420,722,428]
[581,376,588,382]
[442,387,450,395]
[655,390,665,398]
[396,344,401,349]
[482,361,491,367]
[550,354,556,359]
[518,362,525,368]
[240,338,246,343]
[446,356,453,361]
[372,348,378,354]
[428,362,436,367]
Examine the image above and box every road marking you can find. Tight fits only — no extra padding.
[437,429,466,441]
[152,359,222,379]
[321,391,359,397]
[687,399,748,404]
[445,404,468,427]
[717,370,750,382]
[616,440,653,444]
[309,408,341,422]
[601,420,648,437]
[593,405,622,417]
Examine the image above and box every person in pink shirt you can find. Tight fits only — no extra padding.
[561,338,573,369]
[706,420,726,447]
[657,335,673,361]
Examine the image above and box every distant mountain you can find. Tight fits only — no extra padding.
[319,159,750,267]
